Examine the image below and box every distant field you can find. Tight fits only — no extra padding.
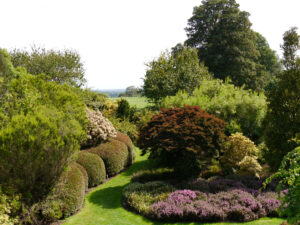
[111,97,153,109]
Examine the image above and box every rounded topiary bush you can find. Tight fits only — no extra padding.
[35,162,86,222]
[89,139,128,177]
[74,163,88,192]
[138,105,227,177]
[112,132,136,165]
[76,151,106,187]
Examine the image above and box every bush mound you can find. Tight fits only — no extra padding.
[34,163,86,223]
[89,139,129,177]
[112,132,136,165]
[138,105,226,176]
[76,151,106,187]
[123,176,283,223]
[220,133,262,177]
[82,108,117,149]
[74,163,88,192]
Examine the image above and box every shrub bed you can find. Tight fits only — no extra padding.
[89,139,129,177]
[112,132,136,165]
[75,163,88,192]
[76,151,106,187]
[122,176,284,223]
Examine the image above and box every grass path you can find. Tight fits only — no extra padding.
[63,150,284,225]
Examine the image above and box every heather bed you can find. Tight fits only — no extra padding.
[122,173,285,223]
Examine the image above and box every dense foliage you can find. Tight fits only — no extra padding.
[264,28,300,170]
[76,151,106,187]
[112,132,136,165]
[138,106,226,176]
[89,139,129,177]
[161,79,266,143]
[33,163,86,223]
[0,187,21,225]
[185,0,279,91]
[143,45,210,103]
[9,46,86,87]
[265,145,300,224]
[0,50,87,203]
[220,133,262,177]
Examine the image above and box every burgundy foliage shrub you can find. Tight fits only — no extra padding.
[138,105,227,176]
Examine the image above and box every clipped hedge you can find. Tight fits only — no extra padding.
[34,163,86,223]
[76,151,106,187]
[89,139,128,177]
[112,132,136,165]
[74,163,88,192]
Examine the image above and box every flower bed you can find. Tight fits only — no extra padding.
[122,176,285,223]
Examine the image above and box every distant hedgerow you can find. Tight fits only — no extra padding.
[138,105,227,176]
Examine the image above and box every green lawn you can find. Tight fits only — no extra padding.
[63,150,284,225]
[111,97,153,109]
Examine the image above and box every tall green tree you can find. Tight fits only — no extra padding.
[185,0,273,91]
[143,44,210,103]
[264,27,300,170]
[9,46,86,87]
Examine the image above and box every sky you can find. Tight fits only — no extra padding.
[1,0,300,89]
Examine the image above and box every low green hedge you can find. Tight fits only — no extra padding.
[89,139,128,177]
[76,151,106,187]
[34,162,86,223]
[75,163,88,192]
[112,132,136,165]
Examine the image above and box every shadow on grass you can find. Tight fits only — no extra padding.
[88,155,156,209]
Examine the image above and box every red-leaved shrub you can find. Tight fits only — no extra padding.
[138,105,227,176]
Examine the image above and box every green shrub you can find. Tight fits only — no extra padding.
[34,162,86,222]
[122,181,175,216]
[220,133,262,177]
[0,186,21,225]
[74,163,88,192]
[76,151,106,187]
[264,145,300,224]
[108,117,138,142]
[0,49,87,203]
[79,88,108,111]
[89,139,128,177]
[138,105,227,177]
[161,78,266,143]
[112,132,136,165]
[116,99,131,119]
[131,168,174,183]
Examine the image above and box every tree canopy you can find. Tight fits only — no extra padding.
[143,44,210,103]
[185,0,279,91]
[264,27,300,170]
[9,46,86,87]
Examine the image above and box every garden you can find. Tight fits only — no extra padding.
[0,0,300,225]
